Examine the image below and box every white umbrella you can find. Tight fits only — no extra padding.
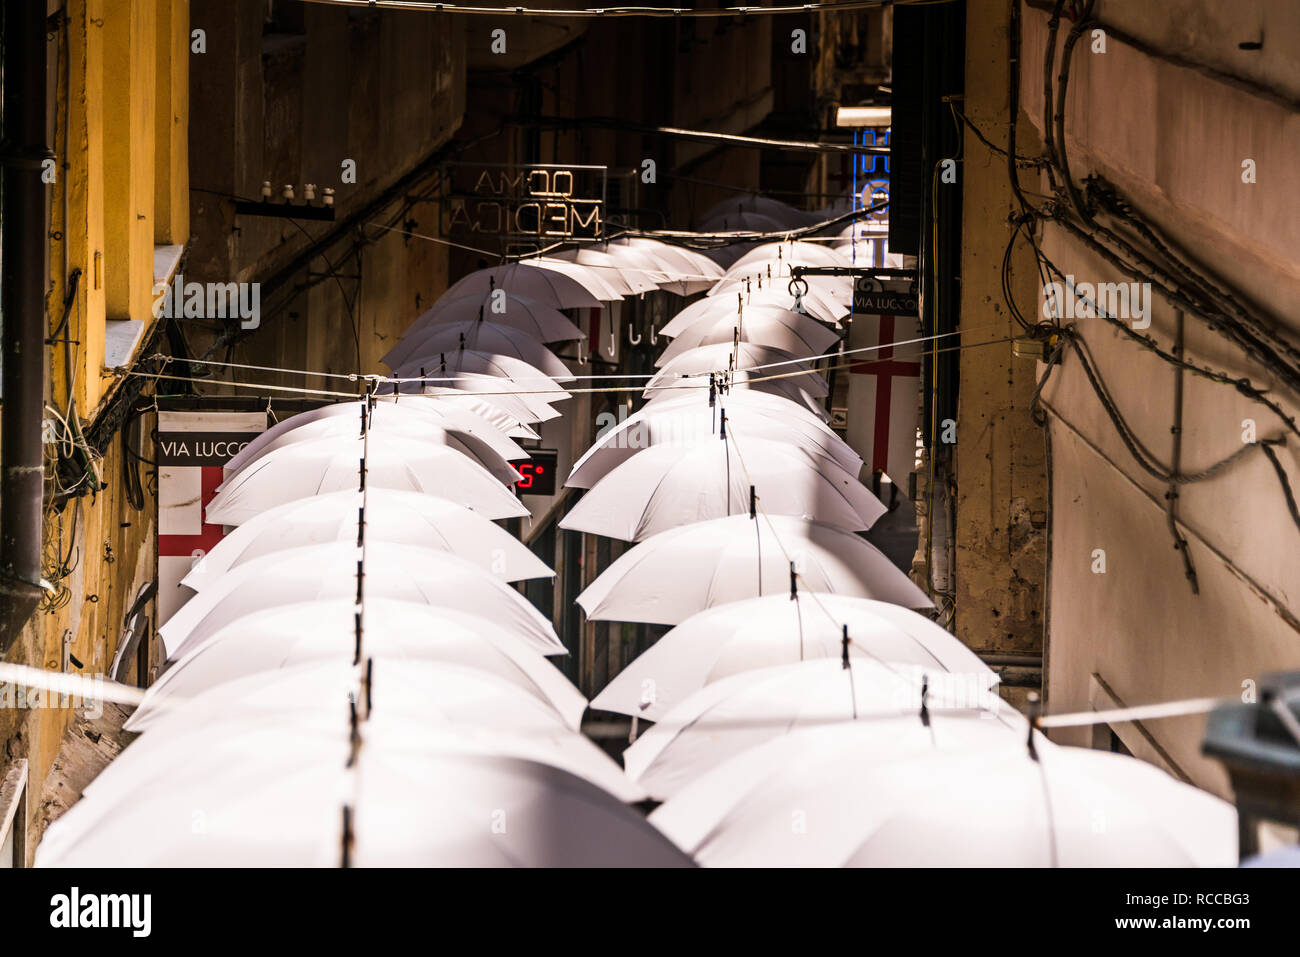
[382,319,574,381]
[651,727,1237,867]
[645,343,828,402]
[226,399,528,474]
[403,292,586,344]
[698,195,823,230]
[219,403,522,487]
[668,285,848,328]
[654,305,841,364]
[711,269,853,305]
[36,719,692,866]
[576,513,933,625]
[548,245,664,294]
[624,658,1012,799]
[186,489,552,591]
[521,257,628,301]
[560,438,884,541]
[565,394,862,489]
[606,237,724,295]
[591,594,995,721]
[159,542,564,660]
[725,240,850,274]
[205,434,528,526]
[390,350,570,401]
[379,380,553,429]
[132,600,586,732]
[443,262,607,310]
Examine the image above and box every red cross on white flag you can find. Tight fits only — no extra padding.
[846,311,923,487]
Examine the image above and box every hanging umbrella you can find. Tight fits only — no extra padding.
[591,594,995,721]
[566,392,862,489]
[725,240,850,274]
[36,719,693,866]
[378,381,553,429]
[711,268,853,305]
[186,489,552,591]
[159,541,564,660]
[389,359,569,424]
[697,211,790,234]
[654,305,841,364]
[665,285,849,329]
[382,319,573,381]
[698,195,824,230]
[548,245,665,294]
[205,434,528,526]
[645,343,828,403]
[219,403,522,487]
[443,262,607,310]
[576,513,933,625]
[132,600,585,732]
[624,658,1016,800]
[607,237,724,295]
[226,399,528,474]
[403,292,586,344]
[521,257,628,301]
[650,726,1237,866]
[560,437,884,541]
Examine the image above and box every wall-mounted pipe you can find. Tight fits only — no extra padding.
[0,0,51,653]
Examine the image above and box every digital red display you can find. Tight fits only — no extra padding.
[515,450,558,496]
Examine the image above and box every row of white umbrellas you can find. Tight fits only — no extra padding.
[39,242,753,867]
[553,231,1238,866]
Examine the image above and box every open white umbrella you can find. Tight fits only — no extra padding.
[132,600,585,732]
[699,196,823,231]
[186,489,552,591]
[443,262,607,310]
[591,594,995,721]
[566,393,862,489]
[226,399,528,474]
[383,319,573,381]
[205,434,528,526]
[576,514,933,625]
[521,257,628,301]
[36,718,692,866]
[668,285,848,328]
[654,305,841,364]
[606,237,724,295]
[560,438,883,541]
[650,726,1237,867]
[624,658,1013,799]
[390,350,569,400]
[646,343,827,398]
[220,403,522,487]
[160,542,564,660]
[379,381,553,429]
[725,240,850,274]
[402,292,586,344]
[549,245,665,294]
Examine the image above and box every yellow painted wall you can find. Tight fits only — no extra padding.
[0,0,188,864]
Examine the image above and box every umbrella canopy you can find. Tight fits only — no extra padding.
[565,394,862,489]
[159,541,565,660]
[402,292,586,344]
[521,257,628,301]
[655,305,841,365]
[219,403,522,487]
[132,600,586,732]
[186,489,553,591]
[725,240,850,274]
[226,399,528,474]
[443,262,607,310]
[650,727,1237,867]
[390,349,570,401]
[576,514,933,625]
[623,658,1017,799]
[590,594,995,721]
[606,237,724,295]
[664,287,849,332]
[382,319,573,381]
[379,380,553,429]
[205,433,528,526]
[36,718,692,866]
[560,438,884,541]
[698,196,824,230]
[645,343,828,401]
[548,245,664,294]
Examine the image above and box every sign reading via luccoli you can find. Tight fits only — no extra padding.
[441,163,606,240]
[156,432,258,467]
